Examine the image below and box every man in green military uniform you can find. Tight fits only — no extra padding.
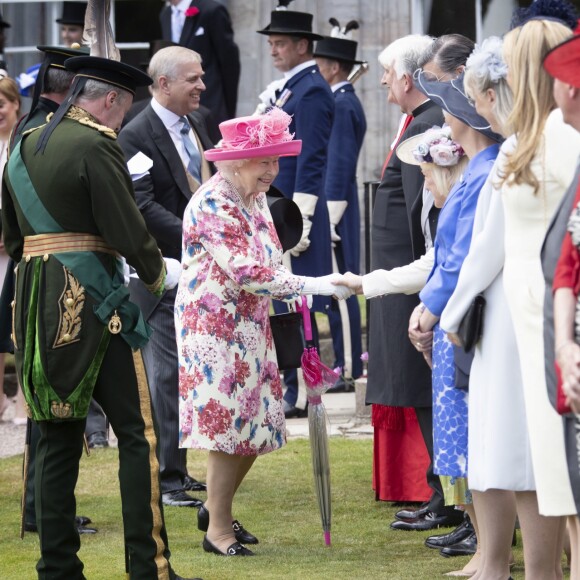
[2,55,198,580]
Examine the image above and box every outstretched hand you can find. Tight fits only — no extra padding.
[334,272,364,295]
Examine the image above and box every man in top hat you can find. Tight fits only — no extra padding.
[257,3,335,418]
[118,45,214,509]
[2,54,196,579]
[313,19,366,393]
[541,33,580,522]
[56,1,87,48]
[160,0,240,134]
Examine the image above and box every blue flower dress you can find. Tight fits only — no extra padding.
[419,144,499,504]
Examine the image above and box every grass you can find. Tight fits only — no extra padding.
[0,438,540,580]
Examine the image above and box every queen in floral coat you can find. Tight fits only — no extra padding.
[174,108,350,556]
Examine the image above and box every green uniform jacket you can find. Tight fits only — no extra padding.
[1,112,165,420]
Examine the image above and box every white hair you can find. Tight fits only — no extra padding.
[378,34,434,78]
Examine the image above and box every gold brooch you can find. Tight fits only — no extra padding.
[51,401,72,419]
[108,310,122,334]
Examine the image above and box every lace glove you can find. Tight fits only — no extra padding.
[302,275,354,300]
[163,257,182,290]
[327,200,347,245]
[289,193,318,257]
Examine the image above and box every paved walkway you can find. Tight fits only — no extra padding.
[0,390,372,459]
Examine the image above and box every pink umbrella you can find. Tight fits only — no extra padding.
[299,298,339,546]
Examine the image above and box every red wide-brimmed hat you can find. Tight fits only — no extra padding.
[204,108,302,161]
[543,34,580,87]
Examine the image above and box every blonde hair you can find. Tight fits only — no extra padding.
[424,156,469,200]
[0,76,21,117]
[501,20,572,193]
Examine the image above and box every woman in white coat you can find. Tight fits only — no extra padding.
[456,19,578,579]
[440,37,532,580]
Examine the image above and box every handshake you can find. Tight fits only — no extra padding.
[302,274,354,300]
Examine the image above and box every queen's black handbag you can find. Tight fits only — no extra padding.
[458,294,486,353]
[269,311,304,370]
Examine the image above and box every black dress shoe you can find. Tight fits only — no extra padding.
[162,490,203,507]
[77,524,98,534]
[425,517,473,549]
[440,532,477,557]
[86,431,109,449]
[197,504,259,544]
[390,510,464,531]
[183,475,207,492]
[395,502,429,521]
[24,519,97,534]
[202,535,255,556]
[283,400,308,418]
[325,376,355,393]
[75,515,92,526]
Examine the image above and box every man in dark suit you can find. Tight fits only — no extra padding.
[118,45,214,508]
[366,35,462,532]
[257,8,334,418]
[314,27,366,392]
[160,0,240,134]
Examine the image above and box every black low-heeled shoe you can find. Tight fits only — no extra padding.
[202,535,255,556]
[197,504,259,544]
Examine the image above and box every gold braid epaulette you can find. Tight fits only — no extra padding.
[61,105,117,139]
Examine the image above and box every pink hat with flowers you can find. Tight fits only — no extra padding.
[204,108,302,161]
[396,125,465,167]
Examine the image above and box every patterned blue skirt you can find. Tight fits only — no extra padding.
[432,324,469,479]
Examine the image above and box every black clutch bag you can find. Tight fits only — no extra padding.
[269,312,304,370]
[458,294,486,353]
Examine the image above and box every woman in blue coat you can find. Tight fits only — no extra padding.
[409,72,502,519]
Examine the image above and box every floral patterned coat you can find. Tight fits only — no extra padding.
[175,173,305,455]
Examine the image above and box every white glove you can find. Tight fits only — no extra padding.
[289,217,312,257]
[330,223,341,243]
[289,193,318,257]
[288,295,313,311]
[302,274,354,300]
[118,257,130,287]
[163,257,182,290]
[327,200,347,246]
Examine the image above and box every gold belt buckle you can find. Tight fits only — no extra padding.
[108,310,122,334]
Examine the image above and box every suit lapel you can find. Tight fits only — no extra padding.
[179,1,200,45]
[145,105,192,199]
[160,6,171,40]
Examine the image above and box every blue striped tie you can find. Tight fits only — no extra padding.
[179,116,202,183]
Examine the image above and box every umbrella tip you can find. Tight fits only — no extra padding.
[324,531,331,546]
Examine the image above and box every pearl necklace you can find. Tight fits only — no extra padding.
[221,173,255,212]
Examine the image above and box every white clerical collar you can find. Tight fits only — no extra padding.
[283,59,316,82]
[331,81,351,92]
[151,97,182,130]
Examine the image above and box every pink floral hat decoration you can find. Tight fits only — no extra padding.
[204,108,303,161]
[396,125,465,167]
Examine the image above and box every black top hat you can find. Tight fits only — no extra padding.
[257,11,323,40]
[0,11,11,29]
[266,186,303,252]
[314,37,363,65]
[56,2,87,26]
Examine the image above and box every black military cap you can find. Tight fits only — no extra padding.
[65,55,153,95]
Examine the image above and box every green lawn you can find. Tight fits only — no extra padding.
[0,438,537,579]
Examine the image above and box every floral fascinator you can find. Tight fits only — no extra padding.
[396,125,465,167]
[465,36,508,83]
[204,107,303,161]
